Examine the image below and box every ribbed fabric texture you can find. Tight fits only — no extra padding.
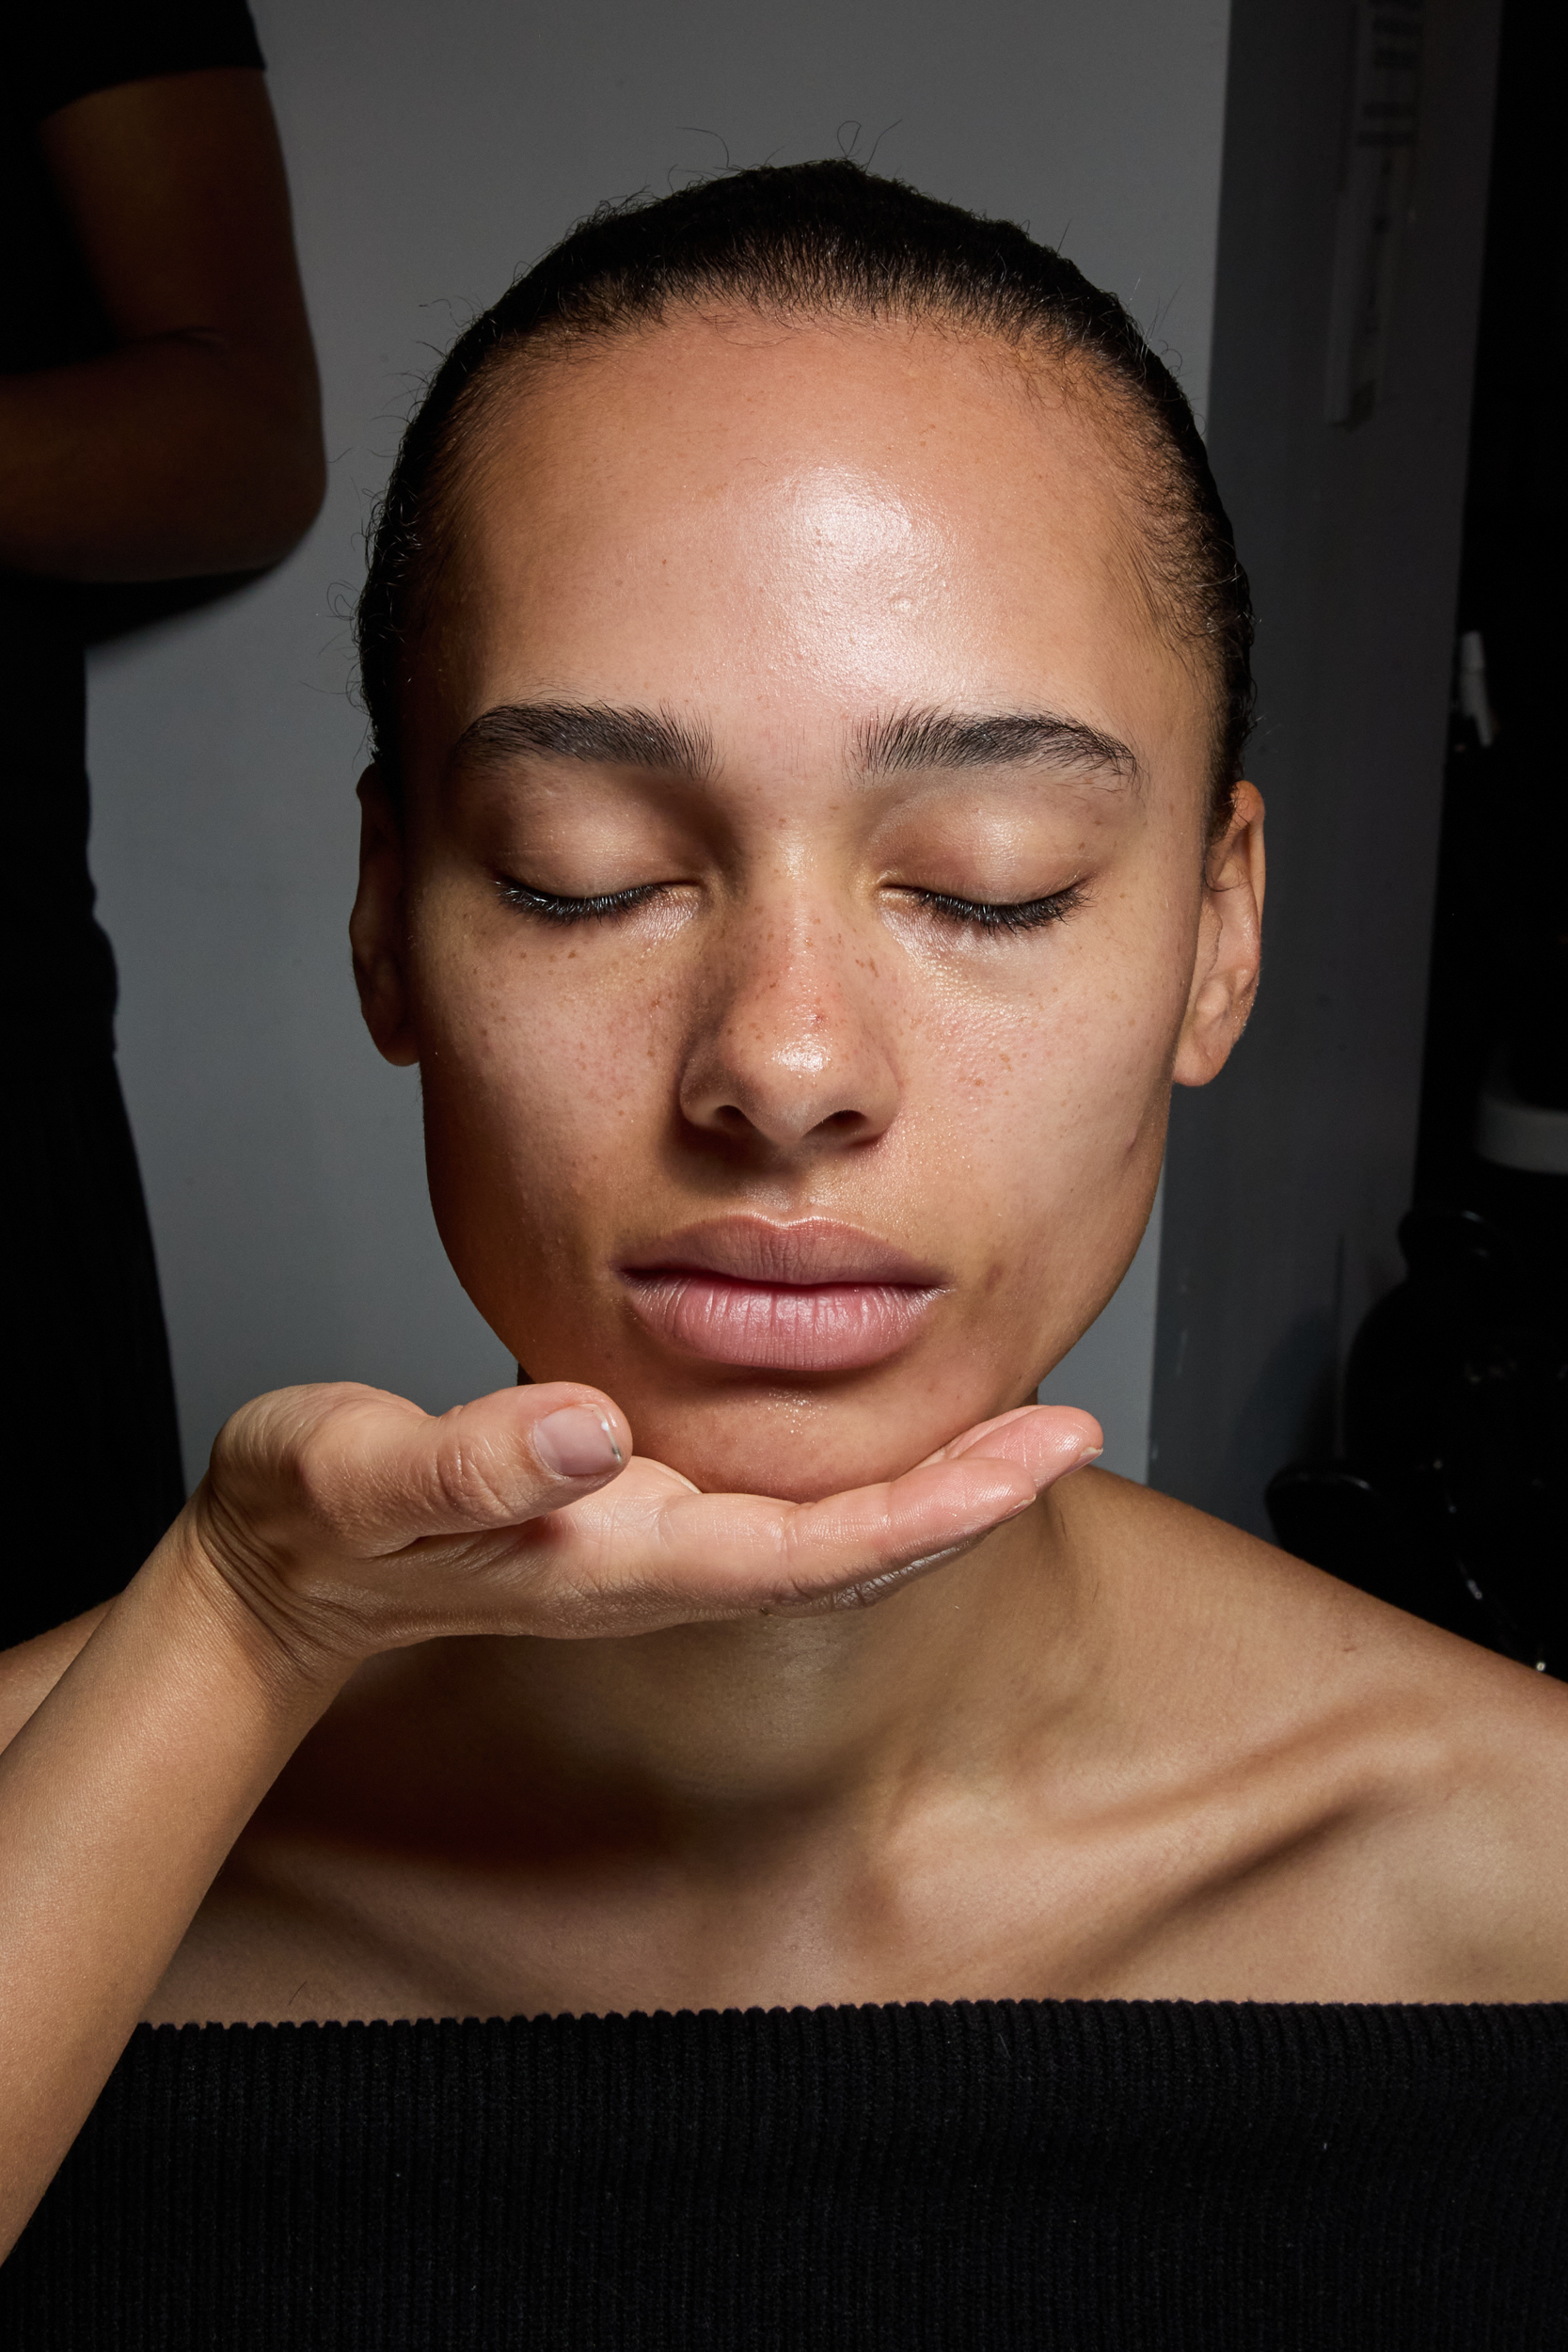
[5,2000,1567,2348]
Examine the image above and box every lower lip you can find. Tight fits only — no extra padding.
[620,1271,939,1371]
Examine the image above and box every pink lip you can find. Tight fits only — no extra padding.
[617,1217,944,1372]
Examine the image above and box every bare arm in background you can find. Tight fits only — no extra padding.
[0,69,324,580]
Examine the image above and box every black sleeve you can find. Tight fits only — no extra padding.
[12,0,265,132]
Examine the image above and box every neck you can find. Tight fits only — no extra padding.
[372,1486,1107,1857]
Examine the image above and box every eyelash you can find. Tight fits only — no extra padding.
[896,883,1086,933]
[498,879,665,923]
[497,878,1086,933]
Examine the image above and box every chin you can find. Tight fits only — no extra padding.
[604,1365,1009,1502]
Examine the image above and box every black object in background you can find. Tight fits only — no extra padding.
[1267,1208,1566,1672]
[1,2,271,1649]
[1268,0,1567,1667]
[1415,0,1568,1201]
[11,1043,187,1645]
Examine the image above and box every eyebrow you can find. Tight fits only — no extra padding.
[449,699,1135,787]
[856,707,1137,781]
[451,701,718,780]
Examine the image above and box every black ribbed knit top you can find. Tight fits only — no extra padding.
[4,2000,1566,2349]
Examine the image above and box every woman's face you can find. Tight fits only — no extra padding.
[354,313,1261,1502]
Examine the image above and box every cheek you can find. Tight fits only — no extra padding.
[409,900,680,1259]
[928,897,1193,1169]
[915,892,1195,1344]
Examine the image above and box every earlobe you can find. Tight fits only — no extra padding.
[349,766,420,1068]
[1172,782,1265,1089]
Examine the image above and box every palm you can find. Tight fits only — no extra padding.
[397,1404,1099,1638]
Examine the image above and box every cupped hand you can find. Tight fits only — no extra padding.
[185,1380,1103,1674]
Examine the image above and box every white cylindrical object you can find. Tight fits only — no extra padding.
[1458,629,1496,748]
[1475,1063,1568,1175]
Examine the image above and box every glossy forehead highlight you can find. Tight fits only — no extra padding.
[399,317,1210,828]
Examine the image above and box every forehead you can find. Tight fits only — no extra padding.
[421,312,1199,770]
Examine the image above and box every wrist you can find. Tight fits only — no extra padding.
[154,1502,360,1724]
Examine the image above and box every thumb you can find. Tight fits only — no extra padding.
[372,1383,636,1544]
[219,1380,635,1556]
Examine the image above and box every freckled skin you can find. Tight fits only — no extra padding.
[360,316,1233,1502]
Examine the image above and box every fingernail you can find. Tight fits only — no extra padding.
[533,1407,624,1480]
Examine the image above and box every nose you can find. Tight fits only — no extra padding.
[677,894,900,1158]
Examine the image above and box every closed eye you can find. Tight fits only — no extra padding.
[893,882,1086,933]
[497,875,1085,932]
[497,877,669,924]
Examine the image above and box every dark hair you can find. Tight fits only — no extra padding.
[357,160,1253,832]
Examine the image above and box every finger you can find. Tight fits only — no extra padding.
[377,1384,638,1543]
[540,1450,1040,1621]
[937,1404,1102,1481]
[245,1381,635,1551]
[914,1405,1040,1468]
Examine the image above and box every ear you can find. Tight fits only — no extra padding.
[349,766,420,1067]
[1172,781,1265,1088]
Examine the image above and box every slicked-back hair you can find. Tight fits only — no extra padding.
[356,160,1254,834]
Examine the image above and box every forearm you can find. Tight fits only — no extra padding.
[0,1523,344,2258]
[0,339,324,581]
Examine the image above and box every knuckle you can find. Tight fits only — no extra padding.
[756,1530,849,1615]
[757,1504,926,1614]
[427,1433,520,1527]
[286,1423,358,1532]
[780,1507,853,1581]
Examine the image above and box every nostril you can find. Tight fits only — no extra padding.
[712,1104,755,1136]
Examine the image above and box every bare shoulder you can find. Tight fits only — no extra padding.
[0,1608,111,1755]
[1061,1470,1568,1997]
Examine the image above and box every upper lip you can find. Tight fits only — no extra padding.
[618,1216,943,1289]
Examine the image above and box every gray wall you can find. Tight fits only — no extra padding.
[1149,0,1502,1528]
[87,0,1233,1486]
